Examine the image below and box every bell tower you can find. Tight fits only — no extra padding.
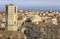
[6,4,18,31]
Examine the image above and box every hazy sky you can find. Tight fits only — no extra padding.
[0,0,60,12]
[0,0,60,7]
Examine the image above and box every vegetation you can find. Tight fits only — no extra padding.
[24,25,41,39]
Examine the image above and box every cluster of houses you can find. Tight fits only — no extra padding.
[0,10,60,29]
[18,10,60,25]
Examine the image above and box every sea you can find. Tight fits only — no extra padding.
[0,5,60,12]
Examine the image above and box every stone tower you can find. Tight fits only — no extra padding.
[6,4,18,31]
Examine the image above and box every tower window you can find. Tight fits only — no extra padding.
[14,21,16,24]
[15,7,16,13]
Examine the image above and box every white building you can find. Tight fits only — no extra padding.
[45,18,58,25]
[0,22,5,29]
[52,18,58,25]
[30,15,42,22]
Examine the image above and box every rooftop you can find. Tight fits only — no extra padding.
[22,22,58,28]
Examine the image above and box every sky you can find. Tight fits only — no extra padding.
[0,0,60,12]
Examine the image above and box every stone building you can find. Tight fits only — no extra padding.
[5,4,18,31]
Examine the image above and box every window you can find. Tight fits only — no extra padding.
[15,7,16,13]
[14,21,16,24]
